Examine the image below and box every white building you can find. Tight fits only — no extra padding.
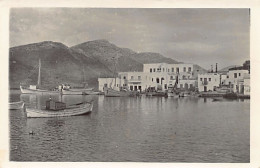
[244,77,250,95]
[198,73,221,92]
[225,69,249,92]
[98,63,196,92]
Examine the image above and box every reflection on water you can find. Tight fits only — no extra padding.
[10,93,250,162]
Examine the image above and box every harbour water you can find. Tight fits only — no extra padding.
[9,92,250,162]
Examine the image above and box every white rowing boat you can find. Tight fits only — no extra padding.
[9,101,25,110]
[26,101,93,118]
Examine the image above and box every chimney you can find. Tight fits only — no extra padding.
[215,63,218,73]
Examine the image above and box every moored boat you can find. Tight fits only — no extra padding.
[146,91,167,97]
[59,84,94,95]
[104,87,138,97]
[61,89,84,95]
[223,92,238,99]
[20,86,60,94]
[20,58,60,94]
[26,100,93,118]
[85,91,100,95]
[9,101,25,110]
[167,92,178,97]
[179,92,191,97]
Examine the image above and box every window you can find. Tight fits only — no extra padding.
[209,78,211,81]
[150,68,152,73]
[163,68,165,72]
[123,76,126,79]
[239,73,241,76]
[200,78,203,81]
[153,68,156,72]
[172,68,174,72]
[176,68,179,73]
[183,67,186,72]
[234,73,237,78]
[170,76,174,80]
[152,78,153,82]
[131,76,134,79]
[227,75,229,78]
[188,67,192,72]
[138,76,141,80]
[130,86,133,91]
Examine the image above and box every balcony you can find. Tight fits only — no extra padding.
[128,79,142,83]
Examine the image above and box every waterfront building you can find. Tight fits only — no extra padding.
[243,76,250,95]
[198,73,221,92]
[225,69,249,92]
[98,63,196,92]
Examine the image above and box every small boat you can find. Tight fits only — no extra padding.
[104,87,138,97]
[20,86,60,94]
[26,100,93,118]
[167,92,178,97]
[61,89,84,95]
[59,83,94,95]
[85,91,100,95]
[20,58,59,94]
[223,92,238,99]
[146,91,167,97]
[179,92,191,97]
[9,101,25,110]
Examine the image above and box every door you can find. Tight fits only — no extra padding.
[204,86,207,92]
[185,83,189,90]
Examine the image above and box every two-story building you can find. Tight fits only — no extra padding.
[198,73,221,92]
[225,69,249,92]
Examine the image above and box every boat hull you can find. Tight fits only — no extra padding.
[61,89,84,95]
[104,87,138,97]
[9,101,25,110]
[167,92,178,97]
[20,86,60,94]
[146,92,167,97]
[26,102,93,118]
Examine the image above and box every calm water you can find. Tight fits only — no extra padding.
[9,91,250,162]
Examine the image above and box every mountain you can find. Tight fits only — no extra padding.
[9,39,206,89]
[71,40,179,72]
[193,64,208,77]
[9,41,112,89]
[71,40,143,72]
[219,65,240,72]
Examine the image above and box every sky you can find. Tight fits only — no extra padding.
[10,8,250,69]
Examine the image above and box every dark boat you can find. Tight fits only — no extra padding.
[223,92,238,99]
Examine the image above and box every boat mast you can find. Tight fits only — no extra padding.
[37,58,41,87]
[112,56,117,87]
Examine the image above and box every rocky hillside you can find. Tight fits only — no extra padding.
[9,41,112,89]
[9,40,206,89]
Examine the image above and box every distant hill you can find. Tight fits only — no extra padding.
[9,39,206,89]
[219,65,240,72]
[9,41,112,89]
